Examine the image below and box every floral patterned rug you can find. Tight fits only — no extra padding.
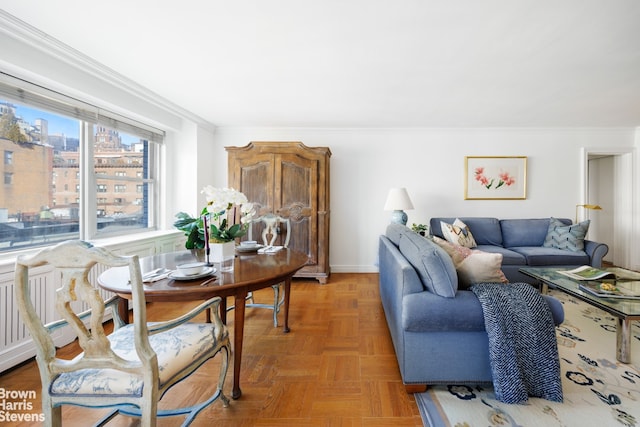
[415,289,640,427]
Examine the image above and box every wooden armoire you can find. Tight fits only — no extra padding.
[226,142,331,283]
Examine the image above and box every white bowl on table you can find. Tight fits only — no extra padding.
[176,262,207,276]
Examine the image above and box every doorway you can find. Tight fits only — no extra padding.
[582,148,634,268]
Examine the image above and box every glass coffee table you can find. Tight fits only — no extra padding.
[520,266,640,364]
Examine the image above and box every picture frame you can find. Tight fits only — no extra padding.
[465,156,527,200]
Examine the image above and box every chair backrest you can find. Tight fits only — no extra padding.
[248,213,291,248]
[14,240,154,389]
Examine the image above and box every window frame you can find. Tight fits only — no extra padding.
[0,73,164,252]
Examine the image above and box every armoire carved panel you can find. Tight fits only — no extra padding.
[226,142,331,283]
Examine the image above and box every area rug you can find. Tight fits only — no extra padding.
[416,290,640,427]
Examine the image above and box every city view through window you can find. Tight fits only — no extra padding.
[0,99,156,252]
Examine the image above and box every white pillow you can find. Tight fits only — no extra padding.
[441,219,477,248]
[433,236,507,289]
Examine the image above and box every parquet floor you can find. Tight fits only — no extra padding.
[0,273,423,426]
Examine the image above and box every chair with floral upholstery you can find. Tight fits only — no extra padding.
[14,240,230,427]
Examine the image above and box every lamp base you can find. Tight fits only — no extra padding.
[390,210,408,225]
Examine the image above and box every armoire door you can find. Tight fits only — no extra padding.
[274,153,318,267]
[226,142,330,283]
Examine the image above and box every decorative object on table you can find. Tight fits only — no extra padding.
[411,223,428,236]
[173,211,207,250]
[465,156,527,200]
[415,289,640,427]
[575,203,602,223]
[202,186,255,271]
[383,187,414,225]
[169,266,216,281]
[176,262,207,276]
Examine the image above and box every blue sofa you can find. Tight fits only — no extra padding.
[378,223,565,392]
[430,217,609,284]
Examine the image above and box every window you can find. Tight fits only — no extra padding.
[0,74,163,252]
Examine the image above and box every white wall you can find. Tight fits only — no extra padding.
[205,127,638,272]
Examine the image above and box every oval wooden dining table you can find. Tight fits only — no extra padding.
[97,248,309,399]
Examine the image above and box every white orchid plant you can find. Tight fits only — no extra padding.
[174,186,255,248]
[202,186,255,243]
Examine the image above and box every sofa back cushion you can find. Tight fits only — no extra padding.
[430,217,503,246]
[501,218,571,248]
[390,225,458,298]
[385,223,405,246]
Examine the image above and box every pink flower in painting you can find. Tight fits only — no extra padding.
[497,172,516,188]
[474,167,516,190]
[474,167,493,188]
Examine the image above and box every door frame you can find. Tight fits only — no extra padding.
[581,147,635,268]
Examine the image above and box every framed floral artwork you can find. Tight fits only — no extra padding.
[465,156,527,200]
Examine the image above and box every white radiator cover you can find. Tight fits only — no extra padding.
[0,234,183,373]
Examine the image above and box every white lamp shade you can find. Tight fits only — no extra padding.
[384,188,414,211]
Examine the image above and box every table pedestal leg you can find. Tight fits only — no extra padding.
[219,298,227,324]
[117,297,129,324]
[232,291,247,399]
[616,317,632,363]
[283,278,291,333]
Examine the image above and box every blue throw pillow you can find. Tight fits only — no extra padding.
[543,217,590,252]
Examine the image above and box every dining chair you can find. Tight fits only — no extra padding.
[14,240,230,427]
[244,213,291,326]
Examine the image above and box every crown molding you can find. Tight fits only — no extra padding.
[0,10,215,133]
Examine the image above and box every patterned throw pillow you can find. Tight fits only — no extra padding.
[441,218,477,248]
[543,217,590,252]
[433,236,508,289]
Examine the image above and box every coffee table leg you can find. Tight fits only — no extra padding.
[616,317,632,363]
[232,291,247,399]
[283,278,292,333]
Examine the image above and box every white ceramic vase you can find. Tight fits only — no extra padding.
[210,241,235,272]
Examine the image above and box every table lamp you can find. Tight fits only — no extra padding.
[384,188,414,225]
[575,204,602,223]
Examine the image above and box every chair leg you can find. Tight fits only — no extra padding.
[45,403,62,427]
[218,344,231,408]
[272,284,280,327]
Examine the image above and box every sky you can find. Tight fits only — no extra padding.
[16,104,80,138]
[6,101,138,145]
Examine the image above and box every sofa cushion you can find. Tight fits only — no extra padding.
[431,217,503,246]
[385,223,405,246]
[510,246,590,266]
[433,237,508,288]
[475,245,527,265]
[441,219,477,248]
[500,218,563,248]
[398,230,458,298]
[543,217,590,252]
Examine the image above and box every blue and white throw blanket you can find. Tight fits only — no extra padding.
[470,282,563,404]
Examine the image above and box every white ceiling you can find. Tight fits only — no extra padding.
[2,1,640,128]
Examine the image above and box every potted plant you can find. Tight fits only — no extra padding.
[173,209,207,250]
[411,223,428,236]
[174,187,255,267]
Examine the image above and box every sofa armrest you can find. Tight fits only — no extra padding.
[379,235,425,297]
[584,239,609,267]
